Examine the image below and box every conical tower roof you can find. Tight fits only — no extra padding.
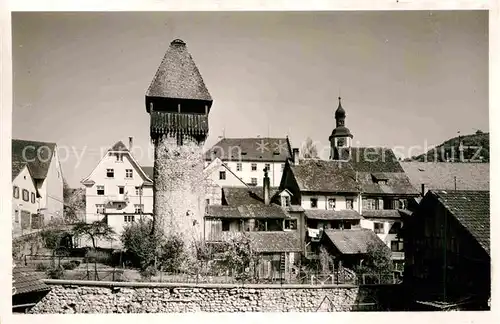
[335,97,345,119]
[146,39,213,104]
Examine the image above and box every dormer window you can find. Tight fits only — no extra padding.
[281,196,291,207]
[371,173,388,184]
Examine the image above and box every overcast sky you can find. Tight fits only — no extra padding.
[12,11,488,187]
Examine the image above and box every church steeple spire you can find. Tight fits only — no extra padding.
[329,97,353,160]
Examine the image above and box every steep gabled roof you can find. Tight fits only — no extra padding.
[140,166,154,180]
[431,190,490,256]
[13,266,50,295]
[205,137,292,162]
[357,172,419,196]
[290,159,359,193]
[109,141,129,152]
[12,161,27,181]
[146,39,212,103]
[247,231,302,253]
[323,228,389,255]
[348,147,404,173]
[400,162,490,192]
[12,139,57,180]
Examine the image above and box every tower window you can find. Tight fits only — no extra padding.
[327,198,336,210]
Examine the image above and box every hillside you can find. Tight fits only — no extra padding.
[405,130,489,163]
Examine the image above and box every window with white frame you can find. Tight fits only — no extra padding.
[22,189,29,202]
[118,186,125,194]
[125,169,133,179]
[13,186,19,199]
[106,169,114,178]
[96,204,105,214]
[284,219,297,230]
[31,192,35,203]
[134,204,144,213]
[281,196,290,207]
[391,240,404,252]
[374,222,385,234]
[97,185,105,195]
[346,199,354,209]
[236,163,242,171]
[265,163,271,172]
[327,198,336,210]
[219,171,226,180]
[310,198,318,208]
[251,163,257,171]
[124,215,135,222]
[116,153,123,162]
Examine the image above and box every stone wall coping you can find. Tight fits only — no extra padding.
[43,279,360,289]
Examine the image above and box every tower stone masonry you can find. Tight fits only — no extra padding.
[146,39,213,250]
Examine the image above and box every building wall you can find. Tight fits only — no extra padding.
[404,197,490,304]
[205,161,286,187]
[360,219,403,261]
[155,134,205,249]
[12,167,40,235]
[38,149,64,222]
[83,151,153,234]
[301,194,361,214]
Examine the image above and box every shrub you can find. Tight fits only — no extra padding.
[61,260,80,270]
[35,263,49,271]
[86,249,112,264]
[120,219,163,270]
[139,265,157,280]
[46,266,64,279]
[159,235,185,273]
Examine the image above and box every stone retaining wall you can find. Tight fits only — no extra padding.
[29,280,381,313]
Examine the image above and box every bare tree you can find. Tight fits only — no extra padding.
[301,137,319,158]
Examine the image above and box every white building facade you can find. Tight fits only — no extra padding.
[81,140,153,235]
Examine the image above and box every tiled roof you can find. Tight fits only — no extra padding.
[323,228,388,255]
[146,39,212,103]
[140,166,154,180]
[361,209,405,219]
[109,141,129,152]
[12,161,27,181]
[12,139,56,180]
[432,190,490,255]
[348,147,404,173]
[305,209,363,220]
[246,231,302,252]
[222,187,279,206]
[357,172,419,195]
[290,159,359,193]
[205,137,292,162]
[206,204,289,219]
[12,266,50,295]
[400,162,490,192]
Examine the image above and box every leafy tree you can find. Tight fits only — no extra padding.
[72,220,115,249]
[63,183,85,223]
[356,241,393,283]
[219,234,258,280]
[121,219,159,270]
[159,234,185,273]
[301,137,319,159]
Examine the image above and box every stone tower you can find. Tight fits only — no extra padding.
[329,97,353,160]
[146,39,213,249]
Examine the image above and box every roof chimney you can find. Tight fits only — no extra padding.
[129,137,133,151]
[263,167,270,205]
[293,148,299,165]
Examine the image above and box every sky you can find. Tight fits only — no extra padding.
[12,11,489,187]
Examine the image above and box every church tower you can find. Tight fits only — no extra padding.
[329,97,353,160]
[146,39,213,248]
